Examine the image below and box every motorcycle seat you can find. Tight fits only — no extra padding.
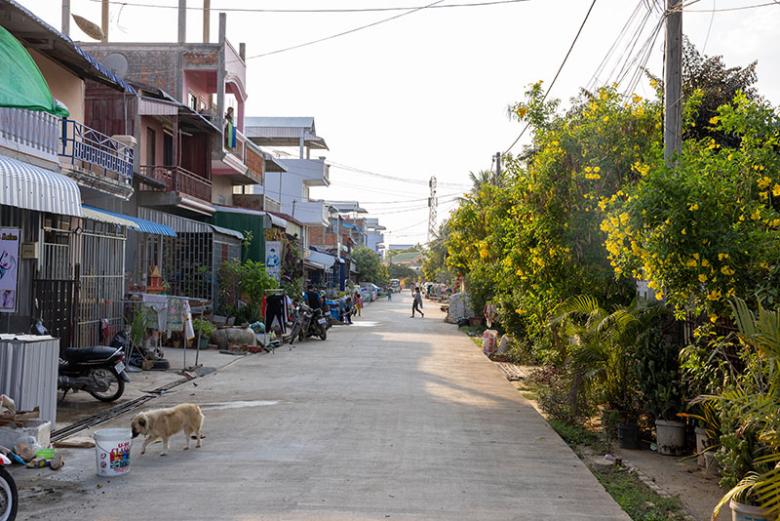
[61,345,120,363]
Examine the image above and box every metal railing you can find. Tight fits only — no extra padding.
[139,165,212,203]
[60,119,133,181]
[0,107,59,159]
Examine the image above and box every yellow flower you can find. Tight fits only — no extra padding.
[632,94,642,104]
[721,266,735,276]
[701,259,711,268]
[515,105,529,119]
[698,274,708,283]
[649,78,659,89]
[757,176,772,189]
[686,258,698,268]
[718,253,730,261]
[593,166,601,173]
[602,115,610,123]
[709,314,718,323]
[773,184,780,197]
[759,191,769,200]
[681,228,687,235]
[585,172,601,180]
[707,289,722,301]
[751,209,762,221]
[688,203,699,211]
[655,291,664,301]
[619,212,629,225]
[707,138,718,150]
[709,116,720,125]
[771,219,780,228]
[515,308,526,315]
[632,162,650,177]
[693,253,700,260]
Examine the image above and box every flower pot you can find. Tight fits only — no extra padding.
[729,499,769,521]
[618,422,640,450]
[655,419,686,456]
[694,427,709,467]
[704,451,720,477]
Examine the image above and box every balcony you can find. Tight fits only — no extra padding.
[59,120,134,197]
[214,128,264,185]
[289,200,330,227]
[278,158,330,187]
[0,107,59,162]
[138,165,214,216]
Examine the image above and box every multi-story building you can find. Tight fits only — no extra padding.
[0,0,146,346]
[364,218,386,257]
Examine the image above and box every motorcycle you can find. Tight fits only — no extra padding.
[31,316,130,403]
[0,453,17,521]
[288,304,328,344]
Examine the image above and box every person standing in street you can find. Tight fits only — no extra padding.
[354,290,363,317]
[411,287,424,318]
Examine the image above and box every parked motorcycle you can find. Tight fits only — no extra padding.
[288,304,328,344]
[0,453,17,521]
[58,345,130,402]
[30,315,130,403]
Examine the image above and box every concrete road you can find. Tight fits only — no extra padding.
[18,292,629,521]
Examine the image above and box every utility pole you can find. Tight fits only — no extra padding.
[428,176,438,243]
[101,0,109,42]
[61,0,70,36]
[494,152,501,182]
[664,0,683,165]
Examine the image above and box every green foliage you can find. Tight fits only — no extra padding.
[217,259,278,320]
[633,307,682,421]
[352,246,389,285]
[192,318,216,339]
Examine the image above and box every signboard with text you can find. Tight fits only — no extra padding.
[0,228,21,313]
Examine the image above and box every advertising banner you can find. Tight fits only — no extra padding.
[265,241,283,281]
[0,228,20,312]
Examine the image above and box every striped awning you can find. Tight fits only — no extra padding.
[0,154,82,216]
[81,205,176,236]
[82,205,140,229]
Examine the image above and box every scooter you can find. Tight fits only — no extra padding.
[303,307,328,341]
[0,453,17,521]
[31,315,130,403]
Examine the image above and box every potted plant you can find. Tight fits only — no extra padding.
[635,310,685,456]
[192,318,216,367]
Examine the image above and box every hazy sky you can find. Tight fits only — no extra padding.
[22,0,780,245]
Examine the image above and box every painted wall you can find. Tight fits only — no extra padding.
[138,117,167,166]
[30,49,85,124]
[183,70,213,111]
[211,175,233,206]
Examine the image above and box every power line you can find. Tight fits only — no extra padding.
[87,0,532,14]
[327,161,470,188]
[246,0,447,59]
[679,0,779,12]
[504,0,598,154]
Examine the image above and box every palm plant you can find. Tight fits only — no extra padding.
[550,295,639,422]
[707,298,780,520]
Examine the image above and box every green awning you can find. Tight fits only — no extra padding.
[0,25,69,117]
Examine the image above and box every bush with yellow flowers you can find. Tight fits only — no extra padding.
[604,91,780,319]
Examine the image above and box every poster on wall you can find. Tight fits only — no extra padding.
[265,241,283,281]
[0,228,20,313]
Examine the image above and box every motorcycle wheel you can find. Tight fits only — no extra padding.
[319,327,327,341]
[88,368,125,402]
[0,466,18,521]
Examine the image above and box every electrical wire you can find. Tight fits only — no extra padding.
[327,161,470,188]
[504,0,598,154]
[246,0,447,59]
[87,0,532,14]
[680,0,778,12]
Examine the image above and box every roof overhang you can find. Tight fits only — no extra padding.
[0,154,82,216]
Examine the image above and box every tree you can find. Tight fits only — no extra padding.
[422,220,454,283]
[351,246,389,285]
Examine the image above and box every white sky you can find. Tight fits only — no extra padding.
[21,0,780,245]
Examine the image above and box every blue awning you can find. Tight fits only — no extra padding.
[82,205,176,236]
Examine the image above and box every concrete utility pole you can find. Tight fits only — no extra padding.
[664,0,683,165]
[428,176,438,243]
[494,152,501,180]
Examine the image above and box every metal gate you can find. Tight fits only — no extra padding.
[76,221,126,347]
[34,214,78,350]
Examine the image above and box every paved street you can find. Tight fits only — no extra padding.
[18,292,628,521]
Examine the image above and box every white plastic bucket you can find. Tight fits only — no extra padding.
[94,428,132,477]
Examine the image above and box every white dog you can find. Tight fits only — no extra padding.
[130,403,204,456]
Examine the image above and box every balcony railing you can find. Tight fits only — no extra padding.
[139,165,212,203]
[60,120,133,181]
[0,107,59,160]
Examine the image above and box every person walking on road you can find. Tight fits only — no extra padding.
[386,286,392,301]
[354,290,363,317]
[411,287,424,318]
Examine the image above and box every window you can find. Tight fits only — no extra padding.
[146,128,156,166]
[188,92,198,111]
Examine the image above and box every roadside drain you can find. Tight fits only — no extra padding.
[199,400,279,411]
